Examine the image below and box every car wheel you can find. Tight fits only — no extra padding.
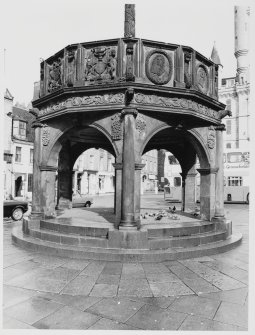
[85,202,91,207]
[11,208,24,221]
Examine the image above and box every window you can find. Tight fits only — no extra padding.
[227,152,242,163]
[226,99,231,111]
[19,121,26,136]
[15,147,21,162]
[226,143,231,149]
[227,176,243,187]
[28,174,33,192]
[174,177,181,187]
[226,120,231,135]
[30,149,34,164]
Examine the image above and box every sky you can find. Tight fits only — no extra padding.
[1,0,252,104]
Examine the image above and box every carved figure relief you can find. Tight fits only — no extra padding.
[66,49,75,87]
[207,126,216,149]
[48,58,62,92]
[184,52,192,89]
[214,65,219,97]
[146,50,173,85]
[111,113,122,140]
[42,125,50,146]
[135,114,146,134]
[196,64,209,94]
[84,47,117,82]
[126,42,135,81]
[124,4,135,38]
[40,64,44,96]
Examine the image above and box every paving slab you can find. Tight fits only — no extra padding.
[32,305,100,329]
[96,273,120,285]
[199,287,248,305]
[4,296,63,325]
[149,281,194,297]
[87,297,145,323]
[181,278,220,294]
[79,261,105,277]
[88,317,139,330]
[213,301,248,328]
[179,314,247,331]
[37,292,102,310]
[89,283,118,297]
[3,285,37,309]
[180,259,246,290]
[100,261,122,275]
[60,259,90,270]
[60,275,96,295]
[168,295,221,319]
[128,296,176,309]
[118,278,153,297]
[3,315,36,329]
[126,303,187,330]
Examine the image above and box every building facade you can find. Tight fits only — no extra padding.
[141,149,158,193]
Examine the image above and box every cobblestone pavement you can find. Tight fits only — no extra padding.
[2,195,250,331]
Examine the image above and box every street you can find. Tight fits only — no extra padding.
[2,194,249,330]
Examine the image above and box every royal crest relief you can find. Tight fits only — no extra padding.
[85,47,117,82]
[196,64,209,94]
[48,58,62,92]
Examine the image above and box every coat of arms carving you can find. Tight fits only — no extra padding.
[196,64,209,94]
[207,126,216,149]
[85,47,117,82]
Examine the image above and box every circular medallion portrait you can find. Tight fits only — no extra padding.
[196,65,209,94]
[146,50,173,85]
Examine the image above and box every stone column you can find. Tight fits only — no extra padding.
[180,172,186,212]
[40,166,57,217]
[135,163,145,228]
[31,122,43,218]
[124,4,135,38]
[119,109,137,229]
[57,142,73,209]
[112,163,122,228]
[197,168,218,220]
[185,172,197,212]
[214,125,225,218]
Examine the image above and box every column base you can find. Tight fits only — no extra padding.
[212,216,232,236]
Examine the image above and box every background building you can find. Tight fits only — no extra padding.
[141,150,158,193]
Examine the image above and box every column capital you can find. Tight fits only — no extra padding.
[32,121,44,128]
[214,124,226,131]
[112,163,123,170]
[39,165,58,172]
[197,167,218,175]
[121,108,138,117]
[135,163,145,170]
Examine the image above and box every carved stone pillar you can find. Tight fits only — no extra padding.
[180,172,186,212]
[40,165,57,217]
[119,108,137,229]
[112,163,123,229]
[214,125,225,218]
[31,122,44,218]
[135,163,145,228]
[197,168,218,220]
[185,172,197,212]
[57,142,73,210]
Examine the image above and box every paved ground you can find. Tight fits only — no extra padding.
[2,194,250,330]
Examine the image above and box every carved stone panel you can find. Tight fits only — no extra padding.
[145,50,173,85]
[196,64,209,94]
[42,125,50,146]
[66,49,76,87]
[84,46,117,83]
[135,114,146,134]
[184,52,192,89]
[207,126,216,149]
[48,58,62,92]
[111,113,122,140]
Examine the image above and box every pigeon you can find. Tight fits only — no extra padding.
[170,206,176,214]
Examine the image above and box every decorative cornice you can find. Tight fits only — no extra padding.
[135,163,145,170]
[214,124,226,131]
[112,163,123,170]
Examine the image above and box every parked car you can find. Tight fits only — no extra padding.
[3,200,29,221]
[72,192,93,208]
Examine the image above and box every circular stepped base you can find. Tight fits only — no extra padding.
[12,216,242,262]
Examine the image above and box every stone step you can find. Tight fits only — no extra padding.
[148,230,227,249]
[28,226,227,250]
[12,225,242,262]
[28,227,108,248]
[146,221,216,238]
[40,219,111,237]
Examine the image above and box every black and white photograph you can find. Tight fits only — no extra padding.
[1,0,254,332]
